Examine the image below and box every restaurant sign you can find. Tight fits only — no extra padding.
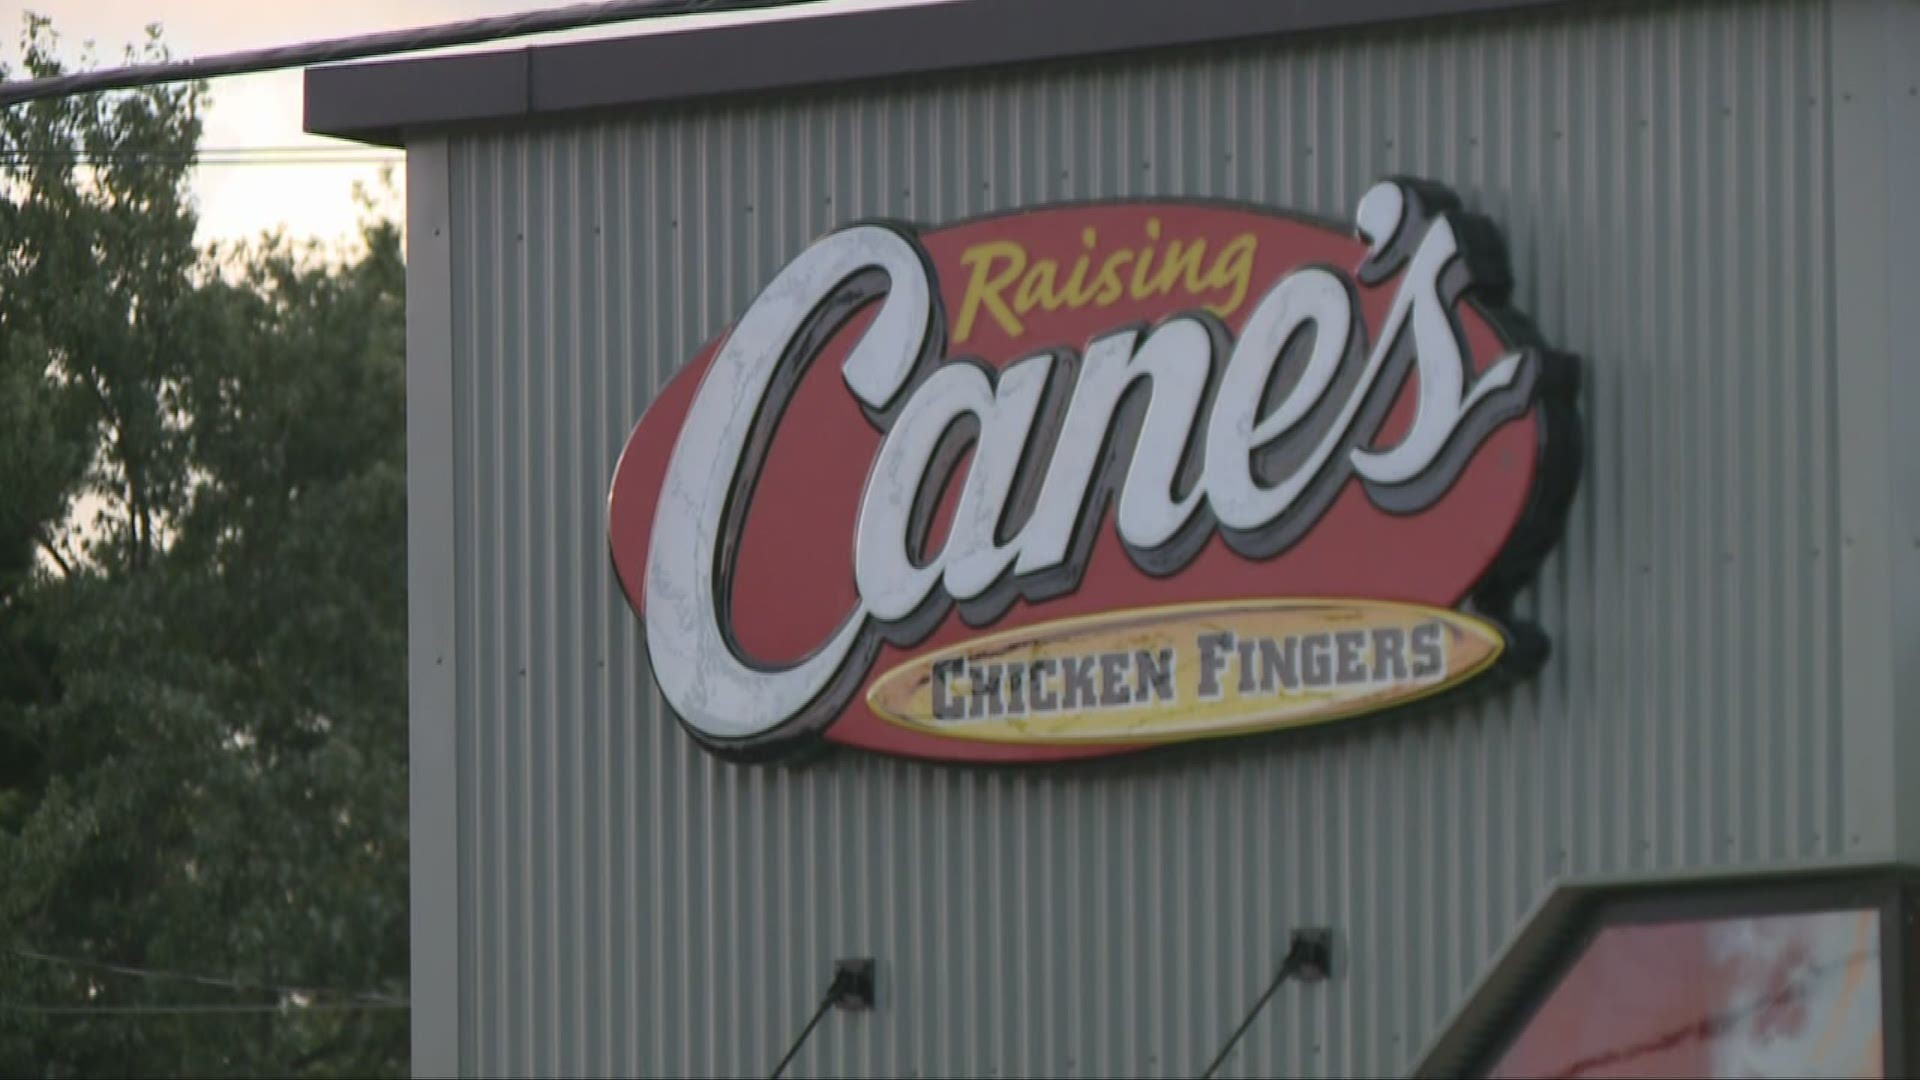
[608,178,1580,764]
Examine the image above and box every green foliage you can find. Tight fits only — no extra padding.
[0,15,407,1077]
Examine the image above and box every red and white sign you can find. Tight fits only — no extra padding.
[608,179,1579,763]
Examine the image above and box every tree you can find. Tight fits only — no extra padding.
[0,16,408,1076]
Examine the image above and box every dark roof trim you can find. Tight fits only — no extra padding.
[306,0,1577,147]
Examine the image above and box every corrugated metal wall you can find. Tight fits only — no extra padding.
[437,0,1843,1074]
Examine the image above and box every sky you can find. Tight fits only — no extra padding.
[8,0,950,246]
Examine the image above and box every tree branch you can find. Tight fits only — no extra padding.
[36,533,72,578]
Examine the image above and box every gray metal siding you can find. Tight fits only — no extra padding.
[437,0,1846,1074]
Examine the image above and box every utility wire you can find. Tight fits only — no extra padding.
[3,146,400,156]
[10,945,406,1005]
[1,149,399,161]
[0,0,825,108]
[0,148,404,169]
[0,1001,409,1016]
[0,155,399,168]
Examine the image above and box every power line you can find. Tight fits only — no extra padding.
[175,160,399,169]
[0,1001,409,1016]
[0,0,825,108]
[10,946,406,1006]
[161,160,396,168]
[0,148,403,169]
[0,155,400,168]
[2,146,401,157]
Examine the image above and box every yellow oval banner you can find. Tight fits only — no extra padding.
[866,598,1505,746]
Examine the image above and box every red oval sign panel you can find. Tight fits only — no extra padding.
[608,179,1579,764]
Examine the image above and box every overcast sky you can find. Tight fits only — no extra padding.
[11,0,948,245]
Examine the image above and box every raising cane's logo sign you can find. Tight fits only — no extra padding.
[608,179,1580,764]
